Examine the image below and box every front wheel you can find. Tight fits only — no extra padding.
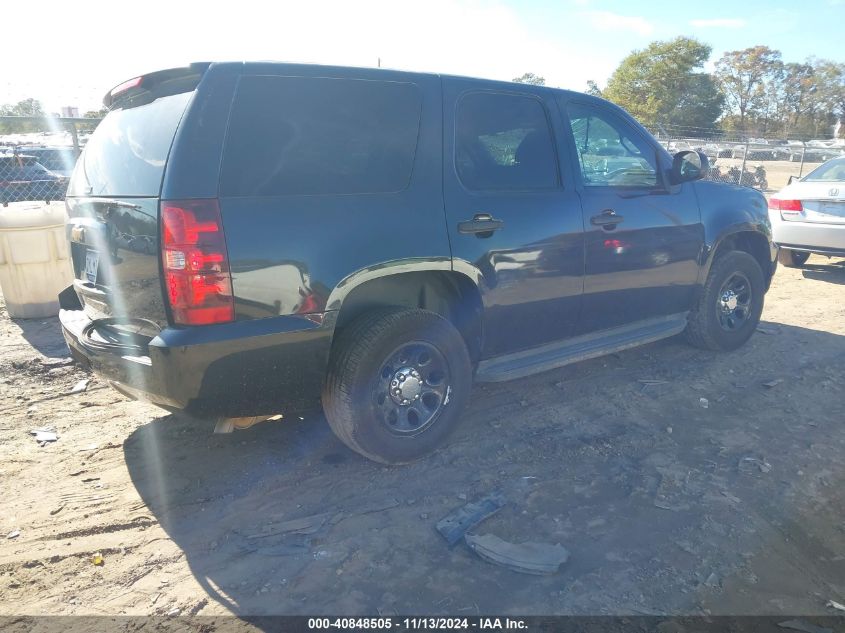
[322,308,472,464]
[685,251,765,351]
[777,248,810,268]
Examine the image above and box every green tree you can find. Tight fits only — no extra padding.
[0,98,46,134]
[602,37,723,131]
[715,46,782,131]
[584,80,602,97]
[83,108,108,119]
[79,107,108,132]
[813,61,845,138]
[512,72,545,86]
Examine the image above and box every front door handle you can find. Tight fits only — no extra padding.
[458,213,504,235]
[590,209,624,228]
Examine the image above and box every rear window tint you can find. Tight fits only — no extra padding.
[455,92,559,191]
[68,91,192,196]
[220,76,422,196]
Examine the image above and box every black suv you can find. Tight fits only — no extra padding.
[59,63,776,464]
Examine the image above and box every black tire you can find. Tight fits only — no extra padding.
[685,251,765,351]
[322,308,472,464]
[777,248,810,268]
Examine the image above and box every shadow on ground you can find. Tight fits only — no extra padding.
[801,257,845,285]
[124,322,845,616]
[8,315,68,358]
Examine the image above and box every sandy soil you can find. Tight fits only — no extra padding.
[1,256,844,619]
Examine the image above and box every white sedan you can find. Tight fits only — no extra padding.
[768,157,845,267]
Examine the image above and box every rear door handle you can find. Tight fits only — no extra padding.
[458,213,504,235]
[590,209,624,227]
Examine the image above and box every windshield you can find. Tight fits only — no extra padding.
[68,91,193,197]
[802,157,845,182]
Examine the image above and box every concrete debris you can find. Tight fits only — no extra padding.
[29,427,58,444]
[70,379,90,394]
[738,455,772,474]
[826,599,845,612]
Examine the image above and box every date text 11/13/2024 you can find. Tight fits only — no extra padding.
[306,617,529,630]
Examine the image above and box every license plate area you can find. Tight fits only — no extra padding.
[821,201,845,216]
[84,250,100,283]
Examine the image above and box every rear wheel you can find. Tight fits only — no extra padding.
[323,308,472,464]
[777,248,810,268]
[685,251,765,351]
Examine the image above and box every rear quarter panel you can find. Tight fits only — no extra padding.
[208,66,450,320]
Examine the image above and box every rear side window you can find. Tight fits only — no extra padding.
[455,92,559,191]
[220,76,422,196]
[69,91,192,197]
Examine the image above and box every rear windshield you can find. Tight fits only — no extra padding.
[68,91,192,197]
[802,157,845,182]
[220,76,422,196]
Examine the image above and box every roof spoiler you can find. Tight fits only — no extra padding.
[103,62,211,110]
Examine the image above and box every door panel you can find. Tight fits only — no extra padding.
[561,101,703,334]
[443,79,585,358]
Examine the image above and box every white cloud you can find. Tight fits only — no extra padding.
[583,10,655,37]
[689,18,747,29]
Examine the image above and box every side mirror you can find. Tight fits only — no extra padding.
[671,150,710,184]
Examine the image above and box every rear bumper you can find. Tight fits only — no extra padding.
[770,213,845,254]
[59,292,335,416]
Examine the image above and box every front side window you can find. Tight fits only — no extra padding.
[220,76,422,197]
[567,105,658,188]
[455,92,559,191]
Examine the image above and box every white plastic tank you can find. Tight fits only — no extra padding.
[0,201,72,318]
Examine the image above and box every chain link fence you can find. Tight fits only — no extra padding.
[650,132,845,194]
[1,116,98,206]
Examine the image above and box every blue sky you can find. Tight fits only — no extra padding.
[517,0,844,73]
[3,0,843,112]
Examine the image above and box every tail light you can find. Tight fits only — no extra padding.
[768,198,803,219]
[110,76,143,98]
[160,199,235,325]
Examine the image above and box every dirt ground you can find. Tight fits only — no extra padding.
[1,256,844,620]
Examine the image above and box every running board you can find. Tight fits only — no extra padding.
[475,313,689,383]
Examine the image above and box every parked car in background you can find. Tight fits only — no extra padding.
[0,154,69,204]
[13,146,81,178]
[59,62,777,464]
[769,156,845,266]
